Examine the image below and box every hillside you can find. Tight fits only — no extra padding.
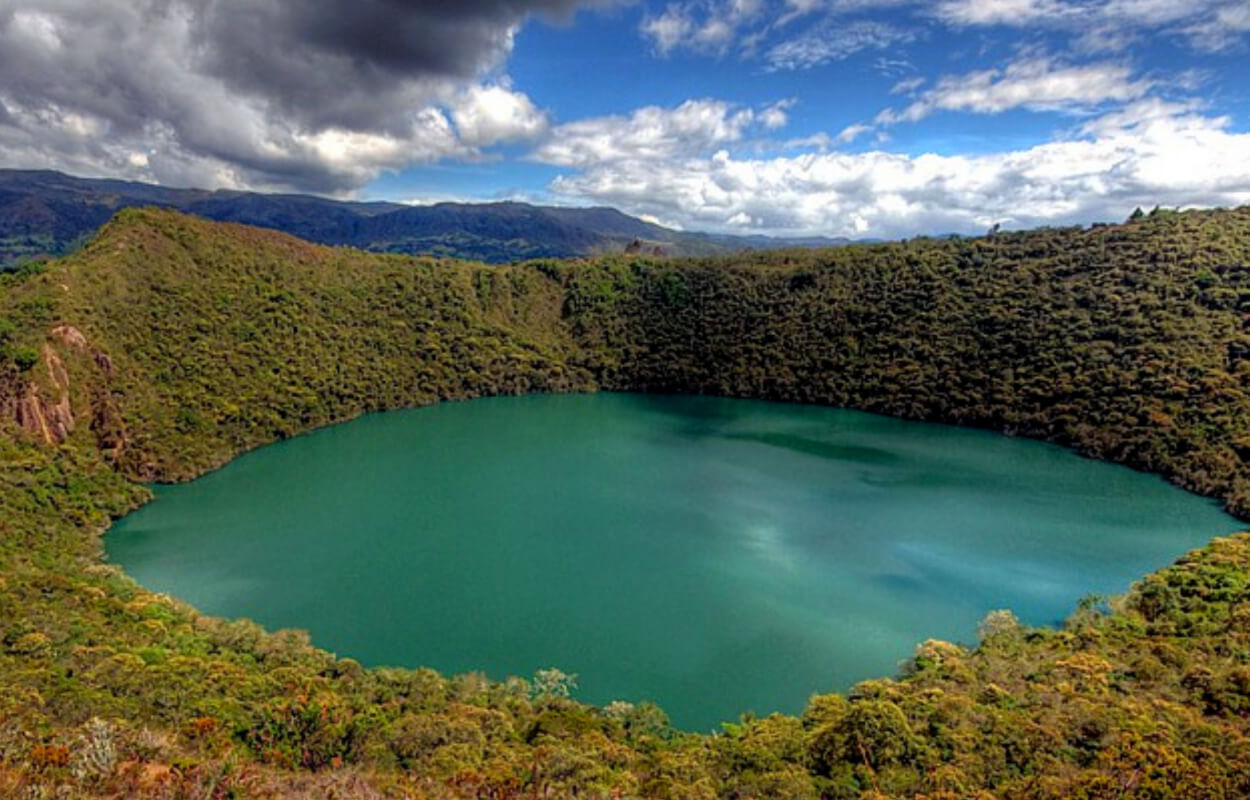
[3,208,1250,798]
[0,169,849,267]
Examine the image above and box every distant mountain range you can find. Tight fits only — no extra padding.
[0,169,850,268]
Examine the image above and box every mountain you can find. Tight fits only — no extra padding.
[0,169,849,267]
[4,206,1250,797]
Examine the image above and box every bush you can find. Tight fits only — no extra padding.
[242,692,355,770]
[12,345,38,372]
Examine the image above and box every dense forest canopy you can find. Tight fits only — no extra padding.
[3,207,1250,798]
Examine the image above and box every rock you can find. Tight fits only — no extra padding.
[51,324,88,350]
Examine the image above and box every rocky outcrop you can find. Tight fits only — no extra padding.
[15,345,75,445]
[51,324,89,351]
[6,325,128,454]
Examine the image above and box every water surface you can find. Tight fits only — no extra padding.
[108,393,1241,729]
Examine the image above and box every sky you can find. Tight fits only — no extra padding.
[1,0,1249,239]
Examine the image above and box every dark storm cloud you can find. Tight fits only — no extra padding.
[193,0,605,131]
[0,0,610,192]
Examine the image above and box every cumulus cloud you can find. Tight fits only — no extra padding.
[543,102,1250,238]
[0,0,608,192]
[451,85,549,148]
[875,56,1153,124]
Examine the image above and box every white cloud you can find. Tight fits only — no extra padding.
[775,0,915,26]
[640,0,768,55]
[532,99,777,167]
[934,0,1078,26]
[543,102,1250,238]
[1187,3,1250,51]
[836,123,873,143]
[759,100,794,129]
[640,4,696,54]
[933,0,1250,51]
[876,56,1153,124]
[639,0,1250,66]
[451,85,549,148]
[890,76,926,95]
[1076,97,1206,137]
[765,20,915,70]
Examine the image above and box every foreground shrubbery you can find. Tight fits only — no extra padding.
[1,208,1250,797]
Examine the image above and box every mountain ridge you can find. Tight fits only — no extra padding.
[0,168,850,267]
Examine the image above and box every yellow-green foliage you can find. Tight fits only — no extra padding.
[2,207,1250,798]
[52,209,592,480]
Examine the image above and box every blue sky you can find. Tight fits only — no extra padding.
[2,0,1250,237]
[365,0,1250,237]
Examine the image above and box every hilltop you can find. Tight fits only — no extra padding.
[2,207,1250,798]
[0,169,849,268]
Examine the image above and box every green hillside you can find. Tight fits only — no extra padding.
[3,207,1250,798]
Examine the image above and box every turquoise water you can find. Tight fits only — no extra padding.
[107,393,1242,730]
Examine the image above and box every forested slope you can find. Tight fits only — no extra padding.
[570,208,1250,516]
[2,208,1250,798]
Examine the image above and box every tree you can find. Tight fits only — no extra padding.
[530,667,578,700]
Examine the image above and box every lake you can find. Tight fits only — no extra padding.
[107,393,1242,729]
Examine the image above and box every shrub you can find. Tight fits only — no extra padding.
[12,345,38,372]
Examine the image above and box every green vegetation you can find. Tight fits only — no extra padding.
[3,207,1250,797]
[574,209,1250,517]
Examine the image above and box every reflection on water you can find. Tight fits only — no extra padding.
[108,393,1241,730]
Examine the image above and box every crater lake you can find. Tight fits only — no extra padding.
[107,393,1243,729]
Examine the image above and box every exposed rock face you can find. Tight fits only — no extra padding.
[93,351,114,376]
[15,345,75,445]
[51,324,88,351]
[6,325,128,454]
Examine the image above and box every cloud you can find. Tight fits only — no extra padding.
[1186,3,1250,51]
[191,0,613,132]
[640,0,767,55]
[890,76,926,95]
[876,56,1153,125]
[451,85,549,148]
[641,0,1247,72]
[640,4,697,54]
[641,0,925,62]
[1075,97,1207,137]
[933,0,1078,26]
[543,102,1250,238]
[532,99,778,167]
[765,20,915,70]
[759,99,795,130]
[0,0,609,193]
[932,0,1250,51]
[836,123,874,143]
